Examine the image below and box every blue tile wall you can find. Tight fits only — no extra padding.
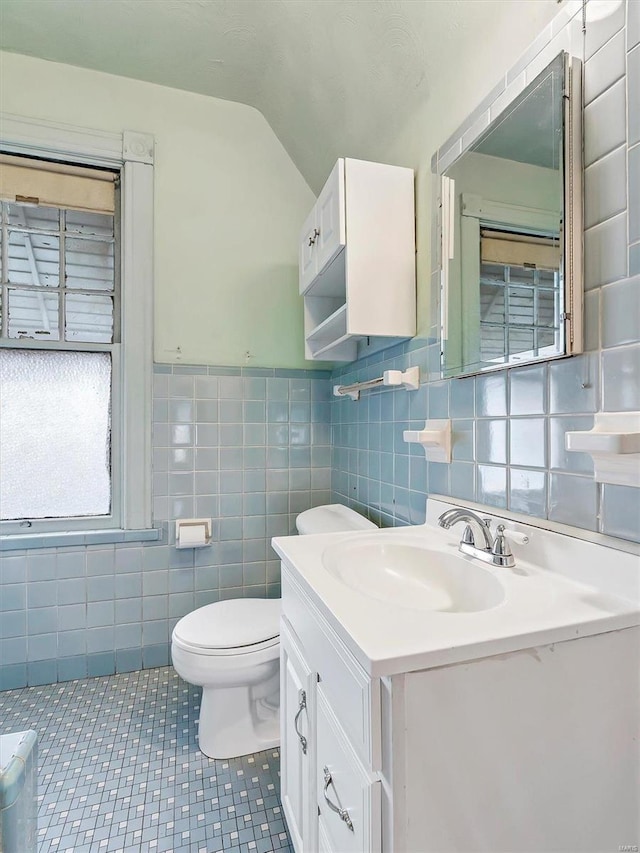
[0,365,332,691]
[331,2,639,545]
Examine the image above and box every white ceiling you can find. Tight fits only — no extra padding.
[0,0,559,193]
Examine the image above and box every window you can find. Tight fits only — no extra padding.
[0,158,118,526]
[0,121,153,541]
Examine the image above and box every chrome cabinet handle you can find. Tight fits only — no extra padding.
[322,766,354,831]
[294,690,307,754]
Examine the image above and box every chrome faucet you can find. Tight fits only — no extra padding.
[438,507,515,568]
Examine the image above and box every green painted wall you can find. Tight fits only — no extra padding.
[0,51,316,368]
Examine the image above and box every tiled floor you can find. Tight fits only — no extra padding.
[0,667,294,853]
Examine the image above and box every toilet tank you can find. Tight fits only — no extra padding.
[296,504,377,535]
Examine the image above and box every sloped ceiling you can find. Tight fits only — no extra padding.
[0,0,559,193]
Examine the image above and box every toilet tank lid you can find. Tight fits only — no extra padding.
[296,504,377,535]
[173,598,280,650]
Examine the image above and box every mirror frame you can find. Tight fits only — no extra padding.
[434,52,583,379]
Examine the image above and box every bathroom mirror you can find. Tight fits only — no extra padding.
[438,52,583,379]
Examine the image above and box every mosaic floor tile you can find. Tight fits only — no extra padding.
[0,667,293,853]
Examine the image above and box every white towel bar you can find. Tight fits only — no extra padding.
[333,366,419,401]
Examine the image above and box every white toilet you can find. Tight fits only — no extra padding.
[171,504,376,759]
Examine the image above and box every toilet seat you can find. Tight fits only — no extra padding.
[172,633,279,657]
[172,598,280,656]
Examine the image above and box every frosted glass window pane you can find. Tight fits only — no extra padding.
[8,289,60,341]
[508,286,535,326]
[480,281,505,323]
[538,328,556,349]
[8,231,59,286]
[65,293,113,343]
[65,237,114,291]
[66,210,113,237]
[537,289,557,328]
[8,203,59,230]
[508,326,535,359]
[0,349,111,520]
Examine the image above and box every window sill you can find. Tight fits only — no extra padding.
[0,527,162,552]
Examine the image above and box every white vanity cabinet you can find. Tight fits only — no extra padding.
[299,157,415,362]
[315,688,381,853]
[279,555,640,853]
[280,620,316,853]
[280,567,381,853]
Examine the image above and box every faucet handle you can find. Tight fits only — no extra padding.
[461,524,476,546]
[491,524,512,558]
[483,517,492,529]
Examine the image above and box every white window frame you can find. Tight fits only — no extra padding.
[0,114,153,535]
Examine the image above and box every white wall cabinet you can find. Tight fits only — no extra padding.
[280,561,640,853]
[299,158,415,362]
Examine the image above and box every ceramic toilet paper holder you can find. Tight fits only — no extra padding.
[175,518,212,548]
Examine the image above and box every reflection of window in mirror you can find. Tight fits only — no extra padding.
[478,228,562,366]
[437,51,583,380]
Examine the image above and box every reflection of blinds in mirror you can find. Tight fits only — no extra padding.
[480,228,561,271]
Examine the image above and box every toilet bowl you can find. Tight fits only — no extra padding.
[171,504,377,759]
[172,598,281,759]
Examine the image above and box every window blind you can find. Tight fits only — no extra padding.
[480,228,561,271]
[0,154,116,214]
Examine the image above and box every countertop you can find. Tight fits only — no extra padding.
[272,499,640,677]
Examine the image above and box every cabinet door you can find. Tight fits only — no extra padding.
[316,688,381,853]
[299,207,319,295]
[281,620,316,853]
[315,159,345,276]
[318,816,336,853]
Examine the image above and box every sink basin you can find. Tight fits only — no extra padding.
[322,536,505,613]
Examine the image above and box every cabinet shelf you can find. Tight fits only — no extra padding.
[302,251,346,298]
[306,304,347,345]
[311,334,358,362]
